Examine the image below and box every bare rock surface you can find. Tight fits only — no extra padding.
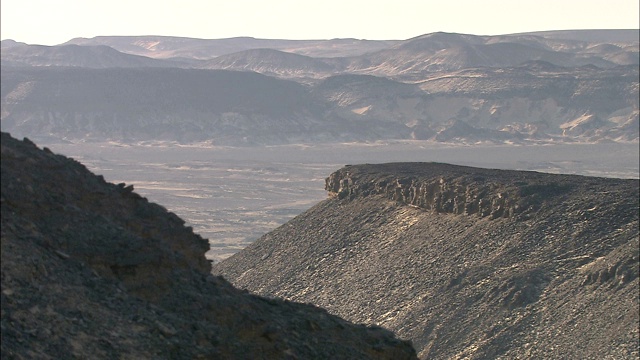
[0,132,417,359]
[214,162,639,359]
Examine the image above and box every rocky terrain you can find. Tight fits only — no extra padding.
[1,30,638,144]
[0,132,417,359]
[214,163,640,359]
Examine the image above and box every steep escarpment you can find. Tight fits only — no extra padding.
[214,163,640,359]
[325,163,578,219]
[0,133,417,359]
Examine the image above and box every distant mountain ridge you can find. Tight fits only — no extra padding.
[0,43,180,68]
[510,29,640,43]
[2,63,636,144]
[53,29,640,60]
[1,29,638,145]
[3,30,637,74]
[61,35,400,59]
[214,162,640,359]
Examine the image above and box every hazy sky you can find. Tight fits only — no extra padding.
[1,0,639,45]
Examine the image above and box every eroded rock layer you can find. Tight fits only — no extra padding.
[325,163,579,219]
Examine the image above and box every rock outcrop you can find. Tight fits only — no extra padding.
[0,132,417,359]
[325,163,578,219]
[214,163,639,359]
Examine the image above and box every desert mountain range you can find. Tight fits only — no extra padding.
[1,30,638,144]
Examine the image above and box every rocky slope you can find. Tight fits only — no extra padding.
[0,132,417,359]
[214,163,640,359]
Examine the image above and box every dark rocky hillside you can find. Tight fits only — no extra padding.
[214,163,640,359]
[0,132,417,359]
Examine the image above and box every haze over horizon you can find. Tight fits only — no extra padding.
[1,0,639,46]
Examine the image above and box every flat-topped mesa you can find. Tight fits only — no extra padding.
[325,163,577,219]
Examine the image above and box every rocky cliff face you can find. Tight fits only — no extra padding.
[0,132,417,359]
[214,163,639,359]
[325,163,576,219]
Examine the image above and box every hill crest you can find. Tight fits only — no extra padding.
[214,162,640,359]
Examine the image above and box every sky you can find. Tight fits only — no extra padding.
[1,0,639,45]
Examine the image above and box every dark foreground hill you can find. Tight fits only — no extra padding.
[214,162,640,359]
[0,132,417,359]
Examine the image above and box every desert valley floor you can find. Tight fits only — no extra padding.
[38,140,639,262]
